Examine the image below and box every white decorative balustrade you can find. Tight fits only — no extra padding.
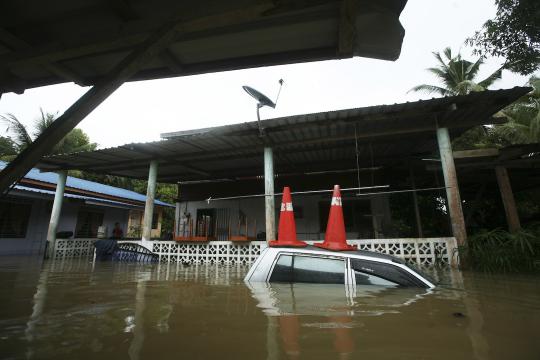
[52,237,458,267]
[53,238,96,259]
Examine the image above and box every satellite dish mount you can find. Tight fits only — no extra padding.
[243,79,284,137]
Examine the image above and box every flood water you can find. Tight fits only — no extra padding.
[0,257,539,360]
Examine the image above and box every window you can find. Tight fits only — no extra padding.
[351,259,423,287]
[75,209,104,238]
[269,254,345,284]
[0,200,32,238]
[318,199,372,235]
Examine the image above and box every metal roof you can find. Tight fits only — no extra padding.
[0,160,172,206]
[12,185,144,209]
[0,0,407,95]
[36,87,531,185]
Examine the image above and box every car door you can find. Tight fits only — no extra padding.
[350,258,427,287]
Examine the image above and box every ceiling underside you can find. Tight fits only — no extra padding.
[36,87,531,183]
[0,0,407,95]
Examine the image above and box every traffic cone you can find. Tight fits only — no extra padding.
[315,185,357,251]
[269,187,307,247]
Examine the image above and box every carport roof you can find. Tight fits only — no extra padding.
[1,0,408,95]
[35,87,531,183]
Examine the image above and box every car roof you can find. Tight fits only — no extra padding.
[270,245,404,264]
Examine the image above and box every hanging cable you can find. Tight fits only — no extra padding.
[206,185,390,203]
[354,124,362,195]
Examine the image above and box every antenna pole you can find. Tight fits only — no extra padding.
[274,79,284,106]
[256,103,265,137]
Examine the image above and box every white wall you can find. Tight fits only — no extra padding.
[179,193,392,241]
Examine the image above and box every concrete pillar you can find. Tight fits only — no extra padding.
[142,160,158,244]
[264,147,276,242]
[495,166,521,232]
[436,127,466,246]
[174,202,181,237]
[46,171,67,259]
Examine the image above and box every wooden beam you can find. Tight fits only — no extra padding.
[338,0,356,57]
[495,166,521,232]
[0,15,184,195]
[453,148,499,159]
[0,27,87,85]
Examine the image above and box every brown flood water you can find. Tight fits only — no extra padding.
[0,256,539,360]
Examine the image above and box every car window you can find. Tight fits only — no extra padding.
[269,254,293,282]
[350,258,425,287]
[269,254,345,284]
[354,271,398,286]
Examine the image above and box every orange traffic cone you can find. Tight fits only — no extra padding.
[269,187,307,247]
[315,185,357,251]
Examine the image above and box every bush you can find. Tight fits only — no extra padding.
[458,226,540,273]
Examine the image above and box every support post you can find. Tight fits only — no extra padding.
[174,184,181,236]
[436,127,466,246]
[142,161,158,245]
[495,166,521,232]
[46,171,67,259]
[409,167,423,238]
[264,147,276,242]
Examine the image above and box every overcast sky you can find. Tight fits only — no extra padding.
[0,0,534,149]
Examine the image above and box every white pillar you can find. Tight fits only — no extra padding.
[264,147,276,242]
[46,171,67,259]
[142,160,158,247]
[436,127,466,246]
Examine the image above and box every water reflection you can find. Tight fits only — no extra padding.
[0,257,539,360]
[247,282,433,359]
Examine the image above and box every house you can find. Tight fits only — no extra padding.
[0,161,173,256]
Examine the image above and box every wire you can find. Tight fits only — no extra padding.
[354,124,361,195]
[206,185,390,203]
[205,185,450,203]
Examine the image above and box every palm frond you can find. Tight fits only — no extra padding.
[466,58,484,79]
[477,67,503,89]
[408,84,453,96]
[443,47,452,62]
[0,113,33,150]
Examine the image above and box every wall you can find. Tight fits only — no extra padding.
[0,191,132,256]
[0,195,49,256]
[178,193,392,240]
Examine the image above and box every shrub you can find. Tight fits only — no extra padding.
[458,227,540,273]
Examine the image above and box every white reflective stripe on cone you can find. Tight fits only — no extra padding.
[331,197,342,206]
[280,202,294,211]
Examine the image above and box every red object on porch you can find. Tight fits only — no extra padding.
[315,185,357,251]
[269,187,307,247]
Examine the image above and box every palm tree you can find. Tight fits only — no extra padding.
[410,47,503,96]
[0,109,97,159]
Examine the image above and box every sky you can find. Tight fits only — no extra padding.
[0,0,535,149]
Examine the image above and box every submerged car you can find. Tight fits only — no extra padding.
[244,246,436,288]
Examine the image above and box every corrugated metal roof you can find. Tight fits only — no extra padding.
[36,87,531,184]
[0,160,172,207]
[12,185,143,209]
[1,0,407,95]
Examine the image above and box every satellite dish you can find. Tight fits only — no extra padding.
[242,86,276,108]
[242,79,284,137]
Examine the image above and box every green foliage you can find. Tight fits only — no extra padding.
[0,109,97,155]
[409,47,502,96]
[0,136,18,160]
[492,76,540,145]
[467,0,540,75]
[459,227,540,273]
